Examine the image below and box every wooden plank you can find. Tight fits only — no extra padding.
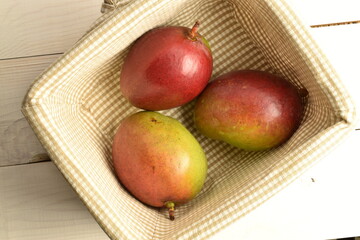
[0,54,61,166]
[286,0,360,26]
[0,0,102,59]
[0,162,109,240]
[0,0,359,60]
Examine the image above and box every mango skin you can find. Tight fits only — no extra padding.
[120,26,213,111]
[194,70,304,151]
[112,111,207,208]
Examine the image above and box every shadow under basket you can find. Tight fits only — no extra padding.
[22,0,357,239]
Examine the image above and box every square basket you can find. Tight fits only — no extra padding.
[22,0,357,239]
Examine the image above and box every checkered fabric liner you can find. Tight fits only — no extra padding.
[22,0,357,239]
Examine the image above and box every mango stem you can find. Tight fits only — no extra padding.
[165,201,175,221]
[189,21,200,39]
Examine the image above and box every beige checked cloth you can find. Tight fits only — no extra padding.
[22,0,357,239]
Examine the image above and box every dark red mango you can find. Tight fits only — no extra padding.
[120,22,213,110]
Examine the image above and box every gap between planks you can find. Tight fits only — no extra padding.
[0,52,64,61]
[310,20,360,28]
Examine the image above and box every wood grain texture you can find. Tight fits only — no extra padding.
[0,0,102,59]
[0,162,109,240]
[0,54,61,166]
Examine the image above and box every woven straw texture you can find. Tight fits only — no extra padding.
[22,0,357,239]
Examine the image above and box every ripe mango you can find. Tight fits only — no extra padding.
[194,70,304,151]
[112,111,207,220]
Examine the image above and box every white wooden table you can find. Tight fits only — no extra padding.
[1,1,359,239]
